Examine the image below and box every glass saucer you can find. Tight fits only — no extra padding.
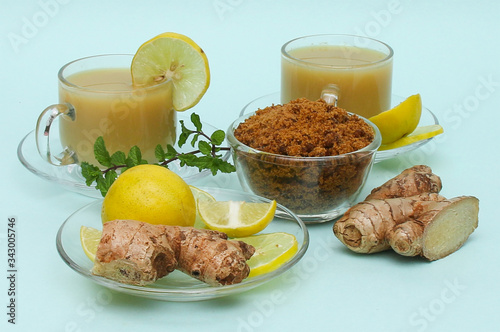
[18,114,231,198]
[56,187,309,302]
[240,93,440,163]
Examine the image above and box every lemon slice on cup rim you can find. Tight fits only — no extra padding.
[131,32,210,111]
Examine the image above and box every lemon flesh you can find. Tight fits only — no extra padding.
[198,200,277,238]
[379,124,444,151]
[131,32,210,111]
[190,186,216,229]
[234,233,298,278]
[80,226,102,262]
[369,94,422,145]
[101,164,196,226]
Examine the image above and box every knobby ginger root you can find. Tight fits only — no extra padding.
[333,165,479,261]
[92,219,255,286]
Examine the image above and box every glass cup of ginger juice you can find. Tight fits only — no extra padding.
[36,54,176,166]
[281,34,393,118]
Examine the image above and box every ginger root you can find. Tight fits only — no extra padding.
[333,165,479,261]
[92,219,255,286]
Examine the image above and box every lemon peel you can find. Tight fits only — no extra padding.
[379,124,444,151]
[190,186,216,229]
[131,32,210,111]
[80,226,102,262]
[370,94,422,145]
[234,232,298,278]
[101,164,196,226]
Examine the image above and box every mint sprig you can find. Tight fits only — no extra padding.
[81,113,235,197]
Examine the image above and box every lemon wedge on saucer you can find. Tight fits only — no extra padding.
[131,32,210,111]
[234,232,298,278]
[190,186,216,229]
[198,200,277,238]
[370,94,422,145]
[379,124,444,151]
[80,226,102,262]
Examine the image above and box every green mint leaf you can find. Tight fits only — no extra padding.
[210,130,225,145]
[94,136,112,167]
[80,162,102,186]
[95,170,117,197]
[190,133,200,147]
[178,120,190,147]
[215,159,236,174]
[178,153,198,168]
[110,151,126,166]
[127,146,147,166]
[190,113,202,131]
[198,140,212,156]
[165,145,178,159]
[155,144,166,161]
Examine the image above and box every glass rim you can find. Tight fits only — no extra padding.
[57,54,171,93]
[281,33,394,69]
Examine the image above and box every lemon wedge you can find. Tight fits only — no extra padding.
[234,232,298,278]
[369,94,422,144]
[198,200,277,238]
[190,186,216,229]
[379,124,444,150]
[131,32,210,111]
[80,226,102,262]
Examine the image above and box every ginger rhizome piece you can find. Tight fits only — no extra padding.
[92,219,255,286]
[333,165,479,261]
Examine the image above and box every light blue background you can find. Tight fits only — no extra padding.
[2,1,499,331]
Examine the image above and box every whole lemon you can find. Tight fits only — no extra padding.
[101,164,196,226]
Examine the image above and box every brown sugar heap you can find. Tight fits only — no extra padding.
[231,98,378,215]
[234,98,374,157]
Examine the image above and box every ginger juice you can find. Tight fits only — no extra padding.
[281,44,393,118]
[58,67,176,165]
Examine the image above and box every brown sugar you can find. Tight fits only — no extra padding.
[231,98,377,216]
[234,98,374,157]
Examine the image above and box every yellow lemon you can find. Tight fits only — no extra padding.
[198,200,277,238]
[234,232,298,278]
[379,124,444,151]
[101,165,196,226]
[369,94,422,144]
[131,32,210,111]
[80,226,102,262]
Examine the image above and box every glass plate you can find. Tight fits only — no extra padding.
[240,93,439,163]
[18,114,231,198]
[56,187,309,302]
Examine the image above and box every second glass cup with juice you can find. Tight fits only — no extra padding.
[281,34,393,118]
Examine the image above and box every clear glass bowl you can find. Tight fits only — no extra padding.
[56,187,309,302]
[227,106,382,223]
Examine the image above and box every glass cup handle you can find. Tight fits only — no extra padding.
[35,103,78,166]
[321,84,340,106]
